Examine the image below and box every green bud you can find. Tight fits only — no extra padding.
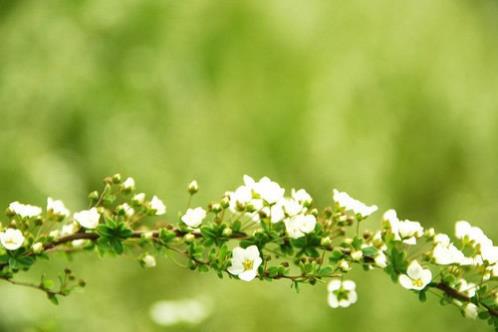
[188,180,199,195]
[222,227,232,237]
[88,191,99,202]
[112,173,122,184]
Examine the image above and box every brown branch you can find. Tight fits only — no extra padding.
[431,282,498,317]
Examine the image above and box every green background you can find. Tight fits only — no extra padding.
[0,0,497,331]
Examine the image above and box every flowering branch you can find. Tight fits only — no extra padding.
[1,174,498,330]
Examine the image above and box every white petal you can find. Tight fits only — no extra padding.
[420,269,432,285]
[327,294,339,308]
[342,280,356,291]
[399,274,413,290]
[238,270,257,282]
[245,245,260,260]
[327,279,341,292]
[407,260,423,279]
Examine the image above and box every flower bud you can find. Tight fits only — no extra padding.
[142,254,156,268]
[222,227,232,237]
[88,191,99,204]
[142,231,154,240]
[32,242,44,253]
[184,233,195,243]
[425,227,435,239]
[210,203,222,213]
[49,230,60,240]
[112,173,122,184]
[338,259,351,272]
[351,250,363,261]
[220,196,230,209]
[320,236,332,247]
[188,180,199,195]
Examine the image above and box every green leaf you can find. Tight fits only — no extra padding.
[47,293,59,305]
[362,246,378,257]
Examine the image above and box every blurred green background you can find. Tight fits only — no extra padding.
[0,0,497,331]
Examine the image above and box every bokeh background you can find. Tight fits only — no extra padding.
[0,0,497,331]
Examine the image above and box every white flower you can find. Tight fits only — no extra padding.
[383,209,423,245]
[282,198,304,217]
[480,245,498,265]
[121,177,136,191]
[118,203,135,217]
[457,279,477,298]
[73,208,100,229]
[0,228,25,251]
[150,196,167,215]
[181,207,206,228]
[462,303,478,319]
[399,260,432,291]
[132,193,146,204]
[143,254,157,268]
[270,203,286,223]
[327,279,358,308]
[284,215,317,239]
[455,220,492,248]
[47,198,70,218]
[32,242,44,253]
[374,251,388,268]
[291,188,312,206]
[227,245,262,282]
[333,189,377,218]
[61,222,79,236]
[432,242,472,266]
[229,186,253,211]
[8,202,42,218]
[252,177,285,204]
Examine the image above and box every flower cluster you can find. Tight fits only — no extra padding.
[0,174,497,330]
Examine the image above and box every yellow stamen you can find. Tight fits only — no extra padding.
[242,259,254,271]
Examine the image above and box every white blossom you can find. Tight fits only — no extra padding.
[47,198,70,218]
[121,177,136,191]
[291,188,312,206]
[8,202,42,219]
[455,220,492,248]
[327,279,358,308]
[374,251,388,268]
[150,196,167,216]
[181,207,206,228]
[61,222,79,236]
[383,209,423,245]
[74,208,100,229]
[118,203,135,217]
[251,176,285,204]
[284,215,317,239]
[432,242,472,266]
[0,228,25,251]
[457,279,477,298]
[132,193,146,204]
[228,245,262,282]
[399,260,432,291]
[333,189,377,218]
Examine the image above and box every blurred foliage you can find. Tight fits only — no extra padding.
[0,0,497,331]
